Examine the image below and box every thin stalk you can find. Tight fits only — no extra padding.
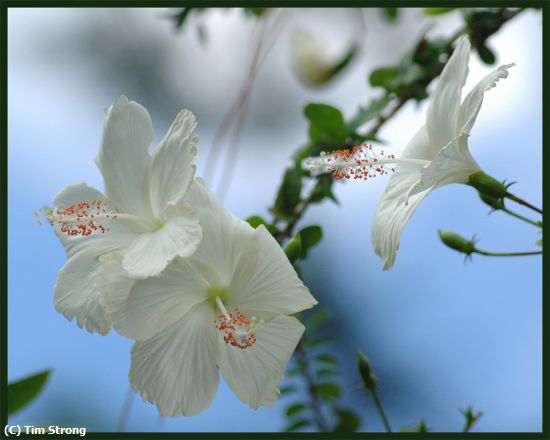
[505,192,543,215]
[117,386,135,432]
[475,249,542,257]
[370,389,392,433]
[502,208,542,228]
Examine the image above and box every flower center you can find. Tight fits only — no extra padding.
[213,296,263,350]
[304,144,429,180]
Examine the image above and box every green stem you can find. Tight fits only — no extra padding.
[371,389,392,433]
[502,208,542,228]
[505,192,543,215]
[475,249,542,257]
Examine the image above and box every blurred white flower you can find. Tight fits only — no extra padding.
[42,96,202,334]
[101,179,317,416]
[291,29,356,87]
[372,36,513,269]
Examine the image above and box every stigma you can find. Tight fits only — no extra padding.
[214,297,263,350]
[35,200,119,237]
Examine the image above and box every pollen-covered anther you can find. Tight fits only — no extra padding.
[308,144,396,181]
[216,307,263,350]
[37,200,119,237]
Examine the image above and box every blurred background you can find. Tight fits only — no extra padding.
[7,7,542,432]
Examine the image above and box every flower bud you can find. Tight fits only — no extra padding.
[478,192,505,210]
[438,230,476,255]
[284,233,302,264]
[467,171,507,199]
[357,351,377,392]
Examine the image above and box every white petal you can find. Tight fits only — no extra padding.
[52,183,138,257]
[130,302,219,417]
[122,202,202,278]
[115,258,208,340]
[218,315,304,409]
[229,225,317,318]
[426,36,471,150]
[372,168,432,270]
[408,134,480,196]
[97,251,136,324]
[458,63,514,134]
[95,96,154,219]
[149,110,198,219]
[185,179,255,285]
[54,250,110,335]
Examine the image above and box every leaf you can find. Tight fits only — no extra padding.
[383,7,398,22]
[279,384,298,395]
[424,7,455,15]
[305,309,331,333]
[536,238,542,247]
[284,233,302,264]
[298,225,323,258]
[284,418,311,432]
[310,174,338,205]
[246,215,276,234]
[315,354,338,366]
[477,44,496,65]
[316,367,338,378]
[348,96,390,132]
[399,419,430,432]
[8,369,51,415]
[304,103,347,144]
[274,167,303,215]
[369,67,399,89]
[244,7,269,17]
[313,382,341,401]
[285,402,307,417]
[333,408,361,432]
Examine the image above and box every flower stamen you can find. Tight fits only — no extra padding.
[304,144,428,180]
[214,297,263,350]
[35,200,120,237]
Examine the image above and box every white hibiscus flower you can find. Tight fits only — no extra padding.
[41,96,202,334]
[305,36,513,270]
[101,179,318,416]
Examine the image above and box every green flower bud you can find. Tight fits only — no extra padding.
[438,230,476,255]
[467,171,507,199]
[284,233,302,264]
[478,192,505,210]
[357,351,377,392]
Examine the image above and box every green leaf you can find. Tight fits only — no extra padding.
[298,225,323,258]
[304,103,347,144]
[424,7,455,15]
[316,367,338,378]
[369,67,399,89]
[477,44,496,65]
[348,96,390,132]
[333,408,361,432]
[383,7,398,22]
[399,419,430,432]
[315,354,338,366]
[310,175,338,205]
[313,382,341,401]
[284,418,311,432]
[8,369,51,415]
[305,309,331,333]
[244,7,268,17]
[284,233,302,264]
[536,238,542,247]
[246,215,276,234]
[279,384,298,395]
[285,402,307,417]
[274,167,303,215]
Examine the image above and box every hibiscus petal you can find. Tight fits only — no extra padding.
[97,251,136,324]
[426,36,471,151]
[408,134,480,196]
[52,183,137,257]
[114,258,209,340]
[229,225,317,318]
[459,63,514,134]
[122,202,202,278]
[185,179,255,285]
[130,302,219,417]
[372,168,432,270]
[218,315,304,409]
[95,96,154,219]
[54,250,110,335]
[149,110,198,219]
